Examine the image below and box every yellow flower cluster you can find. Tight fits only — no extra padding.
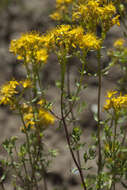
[9,24,102,61]
[0,79,33,108]
[22,101,55,130]
[72,1,120,32]
[72,1,100,23]
[42,25,101,52]
[79,33,101,50]
[113,38,125,48]
[51,0,120,34]
[38,108,55,126]
[104,90,127,111]
[42,24,72,51]
[23,111,35,128]
[10,32,48,64]
[36,48,48,63]
[0,80,19,106]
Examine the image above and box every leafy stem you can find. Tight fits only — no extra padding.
[60,53,87,190]
[97,49,102,190]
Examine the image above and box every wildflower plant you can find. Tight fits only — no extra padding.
[0,31,56,190]
[0,0,127,190]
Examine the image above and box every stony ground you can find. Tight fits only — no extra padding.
[0,0,126,190]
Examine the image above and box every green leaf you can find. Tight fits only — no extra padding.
[77,101,86,113]
[71,168,79,175]
[93,113,98,122]
[56,80,61,88]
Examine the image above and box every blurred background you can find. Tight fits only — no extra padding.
[0,0,126,189]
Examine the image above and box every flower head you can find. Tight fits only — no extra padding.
[50,11,62,21]
[38,108,55,126]
[20,79,33,89]
[112,15,120,27]
[72,1,119,33]
[10,32,49,64]
[79,33,101,50]
[0,80,19,107]
[21,101,55,131]
[36,49,48,63]
[42,25,101,53]
[104,90,127,111]
[114,38,125,48]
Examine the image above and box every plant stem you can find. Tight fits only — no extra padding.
[19,109,39,190]
[25,132,38,190]
[60,56,87,190]
[43,171,48,190]
[66,63,82,168]
[1,183,5,190]
[64,52,87,118]
[111,114,118,190]
[14,144,30,189]
[97,49,102,190]
[113,183,115,190]
[22,160,29,179]
[10,154,25,187]
[121,126,127,146]
[77,150,82,169]
[37,68,61,120]
[113,116,117,151]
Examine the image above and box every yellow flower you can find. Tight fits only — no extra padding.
[54,24,71,34]
[72,1,119,33]
[37,99,45,106]
[106,90,117,98]
[38,108,55,126]
[72,1,99,23]
[24,113,34,122]
[41,32,55,50]
[23,112,35,129]
[114,38,125,48]
[42,25,77,52]
[22,103,55,130]
[103,99,112,110]
[36,49,48,63]
[10,32,48,64]
[0,80,19,106]
[22,105,35,129]
[42,25,101,53]
[104,90,127,111]
[99,3,119,31]
[103,3,116,16]
[112,15,120,27]
[79,33,101,50]
[21,79,32,89]
[68,26,84,38]
[50,11,62,21]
